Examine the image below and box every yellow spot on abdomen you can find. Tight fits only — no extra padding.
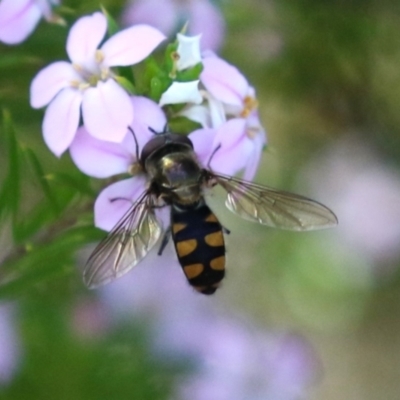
[184,263,204,279]
[172,223,187,234]
[176,239,197,257]
[205,213,218,223]
[205,231,224,247]
[210,256,225,270]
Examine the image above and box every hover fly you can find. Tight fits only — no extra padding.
[83,128,337,294]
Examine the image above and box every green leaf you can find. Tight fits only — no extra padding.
[0,109,21,221]
[23,147,60,215]
[50,172,95,198]
[168,116,202,135]
[176,62,204,81]
[164,42,179,78]
[12,202,61,244]
[115,75,136,95]
[0,225,104,299]
[101,5,120,36]
[149,76,171,102]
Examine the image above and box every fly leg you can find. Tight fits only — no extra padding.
[158,227,171,255]
[222,226,231,235]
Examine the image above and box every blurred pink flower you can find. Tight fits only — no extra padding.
[122,0,225,51]
[304,137,400,272]
[0,0,60,45]
[98,253,318,400]
[0,303,22,385]
[176,330,318,400]
[70,298,111,341]
[30,12,165,156]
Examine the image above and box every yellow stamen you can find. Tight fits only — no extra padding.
[78,82,90,91]
[95,50,105,64]
[72,63,82,72]
[240,96,258,118]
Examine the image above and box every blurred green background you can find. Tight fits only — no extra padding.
[1,0,400,399]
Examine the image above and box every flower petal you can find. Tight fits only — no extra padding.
[159,81,202,106]
[176,33,202,70]
[201,56,249,106]
[66,12,107,65]
[82,79,133,143]
[242,112,267,181]
[101,25,166,67]
[188,128,217,166]
[207,93,227,127]
[69,126,134,178]
[188,0,225,51]
[129,96,167,151]
[0,0,41,44]
[122,0,176,36]
[30,61,81,108]
[35,0,57,20]
[213,118,247,150]
[210,136,253,176]
[242,130,265,181]
[42,88,82,156]
[94,177,147,232]
[179,104,211,128]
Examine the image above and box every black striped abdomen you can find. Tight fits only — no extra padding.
[171,201,225,295]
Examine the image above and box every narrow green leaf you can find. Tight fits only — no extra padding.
[0,225,104,299]
[114,75,136,95]
[23,147,60,215]
[168,116,202,135]
[50,172,95,197]
[101,5,120,36]
[0,110,21,221]
[12,202,60,243]
[176,62,204,81]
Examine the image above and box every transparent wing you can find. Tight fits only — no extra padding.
[83,191,162,289]
[211,173,338,231]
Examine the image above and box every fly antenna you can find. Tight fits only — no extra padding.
[207,143,221,170]
[148,126,159,136]
[128,126,140,161]
[148,122,169,136]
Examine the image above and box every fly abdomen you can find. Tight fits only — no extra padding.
[171,201,226,295]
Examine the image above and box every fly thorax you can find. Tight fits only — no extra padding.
[155,152,202,204]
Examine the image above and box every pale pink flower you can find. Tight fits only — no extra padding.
[70,95,216,232]
[93,127,215,233]
[181,54,267,180]
[70,96,166,230]
[122,0,225,51]
[0,0,60,45]
[30,12,165,156]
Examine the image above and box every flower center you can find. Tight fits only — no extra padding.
[71,50,112,90]
[240,96,258,118]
